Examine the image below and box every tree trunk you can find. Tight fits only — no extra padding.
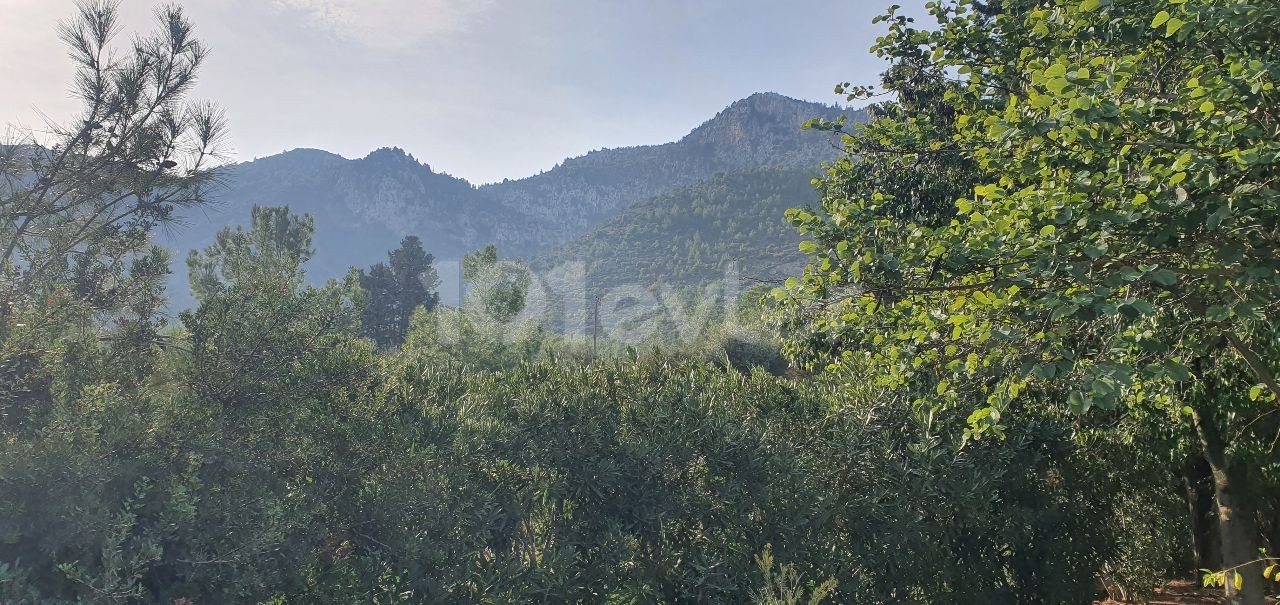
[1191,401,1266,605]
[1258,491,1280,558]
[1270,503,1280,559]
[1181,454,1220,571]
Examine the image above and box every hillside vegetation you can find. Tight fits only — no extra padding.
[536,167,817,290]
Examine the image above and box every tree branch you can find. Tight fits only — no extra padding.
[1223,331,1280,404]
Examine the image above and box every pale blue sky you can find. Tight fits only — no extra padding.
[1,0,916,184]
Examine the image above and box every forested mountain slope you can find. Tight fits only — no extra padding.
[479,93,855,253]
[534,167,819,291]
[163,93,863,302]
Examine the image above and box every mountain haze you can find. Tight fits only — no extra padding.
[164,93,864,302]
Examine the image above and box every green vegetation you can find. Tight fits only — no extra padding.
[358,236,442,349]
[1,1,1277,603]
[538,168,817,290]
[778,0,1279,602]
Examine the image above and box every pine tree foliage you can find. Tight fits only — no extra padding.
[359,236,441,349]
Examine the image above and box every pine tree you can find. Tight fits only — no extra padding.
[187,205,315,302]
[358,262,399,348]
[360,236,441,349]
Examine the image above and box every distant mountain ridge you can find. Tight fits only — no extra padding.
[164,92,865,302]
[477,92,857,252]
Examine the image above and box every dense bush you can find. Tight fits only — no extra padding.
[0,207,1183,602]
[0,205,1186,602]
[1,309,1179,603]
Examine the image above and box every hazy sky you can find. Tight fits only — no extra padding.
[1,0,908,184]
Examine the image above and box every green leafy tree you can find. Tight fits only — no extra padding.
[778,1,1279,602]
[462,244,531,323]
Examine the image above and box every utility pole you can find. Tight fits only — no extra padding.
[591,293,602,362]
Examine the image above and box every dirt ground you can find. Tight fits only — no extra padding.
[1094,581,1278,604]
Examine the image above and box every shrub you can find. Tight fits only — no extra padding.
[1,344,1178,603]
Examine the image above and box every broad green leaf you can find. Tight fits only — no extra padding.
[1147,269,1178,286]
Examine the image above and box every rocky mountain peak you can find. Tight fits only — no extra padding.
[362,146,432,172]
